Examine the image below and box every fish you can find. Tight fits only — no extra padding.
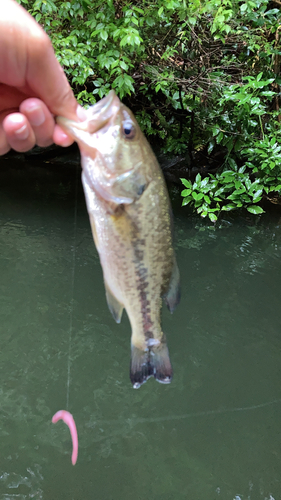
[57,90,180,388]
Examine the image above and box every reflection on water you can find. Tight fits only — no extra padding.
[0,160,281,499]
[0,464,43,499]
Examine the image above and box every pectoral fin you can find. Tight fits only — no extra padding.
[164,258,181,313]
[89,214,100,251]
[104,281,124,323]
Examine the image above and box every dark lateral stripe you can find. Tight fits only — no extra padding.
[131,214,155,340]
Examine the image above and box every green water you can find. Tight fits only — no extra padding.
[0,159,281,500]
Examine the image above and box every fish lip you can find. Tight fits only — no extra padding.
[56,90,118,136]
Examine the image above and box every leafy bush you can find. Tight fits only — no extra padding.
[18,0,281,219]
[181,71,281,221]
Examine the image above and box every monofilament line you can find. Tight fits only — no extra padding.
[66,166,79,410]
[87,397,281,429]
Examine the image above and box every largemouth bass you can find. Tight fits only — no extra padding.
[57,90,180,388]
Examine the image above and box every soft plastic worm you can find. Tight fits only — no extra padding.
[52,410,78,465]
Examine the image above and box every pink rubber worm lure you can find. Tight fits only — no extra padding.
[52,410,78,465]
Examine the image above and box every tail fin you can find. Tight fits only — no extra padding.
[151,342,173,385]
[130,340,173,389]
[130,347,153,389]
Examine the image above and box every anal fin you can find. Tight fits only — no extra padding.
[104,281,123,324]
[164,258,180,313]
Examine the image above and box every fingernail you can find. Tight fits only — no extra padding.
[76,105,87,121]
[15,124,29,140]
[27,104,45,126]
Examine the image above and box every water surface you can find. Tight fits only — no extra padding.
[0,159,280,499]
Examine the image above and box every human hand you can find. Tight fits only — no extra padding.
[0,0,84,155]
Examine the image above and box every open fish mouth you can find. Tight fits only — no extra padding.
[57,90,138,205]
[56,90,120,139]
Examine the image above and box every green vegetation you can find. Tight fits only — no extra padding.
[19,0,281,220]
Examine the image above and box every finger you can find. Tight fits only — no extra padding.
[0,125,10,155]
[53,105,87,146]
[3,113,36,152]
[53,124,74,147]
[20,98,55,147]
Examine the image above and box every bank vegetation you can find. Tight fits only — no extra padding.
[19,0,281,220]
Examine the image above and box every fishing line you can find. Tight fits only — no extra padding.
[126,397,281,425]
[87,397,281,429]
[66,165,79,410]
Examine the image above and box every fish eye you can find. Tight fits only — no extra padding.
[122,121,136,139]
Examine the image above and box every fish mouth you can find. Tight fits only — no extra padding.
[57,90,135,205]
[56,90,120,140]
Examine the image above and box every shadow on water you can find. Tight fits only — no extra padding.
[0,158,281,499]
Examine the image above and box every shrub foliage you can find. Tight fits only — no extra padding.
[19,0,281,219]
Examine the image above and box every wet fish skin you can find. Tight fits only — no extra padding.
[57,91,180,388]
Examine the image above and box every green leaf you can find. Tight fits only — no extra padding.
[212,126,220,137]
[146,17,155,27]
[260,91,275,97]
[133,6,144,14]
[216,132,224,144]
[201,178,209,188]
[214,187,226,197]
[181,178,192,188]
[222,204,236,211]
[233,187,246,195]
[252,189,263,200]
[181,189,191,197]
[209,213,217,222]
[100,30,108,41]
[120,60,128,70]
[182,197,192,206]
[208,141,215,155]
[247,205,265,214]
